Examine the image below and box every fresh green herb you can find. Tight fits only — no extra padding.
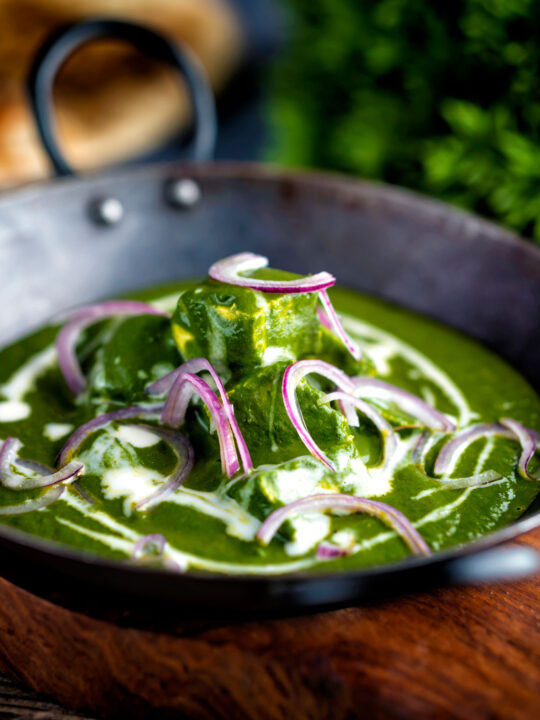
[268,0,540,240]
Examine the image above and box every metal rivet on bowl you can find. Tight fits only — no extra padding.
[165,178,201,209]
[89,197,124,226]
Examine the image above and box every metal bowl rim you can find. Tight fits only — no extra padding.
[0,161,538,588]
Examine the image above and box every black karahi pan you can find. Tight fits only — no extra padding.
[0,19,539,615]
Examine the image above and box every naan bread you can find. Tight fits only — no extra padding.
[0,0,243,186]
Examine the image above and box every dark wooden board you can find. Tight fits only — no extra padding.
[0,676,94,719]
[0,530,538,720]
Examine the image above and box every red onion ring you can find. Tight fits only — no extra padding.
[434,421,540,479]
[131,533,181,570]
[434,423,510,476]
[338,398,361,428]
[411,429,432,466]
[15,458,53,476]
[0,437,83,490]
[318,290,362,361]
[318,391,398,470]
[282,360,359,470]
[132,533,166,558]
[147,358,253,474]
[134,425,194,510]
[315,541,353,560]
[352,377,455,432]
[317,306,333,331]
[161,372,239,477]
[431,470,501,490]
[61,413,192,510]
[0,484,65,515]
[208,252,335,294]
[57,300,170,395]
[59,406,160,466]
[416,425,503,489]
[500,417,540,481]
[256,493,431,557]
[317,302,358,422]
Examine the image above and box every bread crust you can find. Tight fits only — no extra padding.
[0,0,243,185]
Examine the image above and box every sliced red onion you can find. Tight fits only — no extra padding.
[394,424,425,431]
[208,252,335,294]
[0,484,65,515]
[0,437,83,490]
[338,398,360,428]
[412,430,431,466]
[429,418,540,488]
[131,533,181,570]
[282,360,359,470]
[433,470,501,490]
[317,305,333,331]
[16,458,56,476]
[134,425,194,510]
[319,391,398,471]
[315,541,353,560]
[433,422,540,478]
[161,372,239,477]
[72,480,97,506]
[434,424,507,476]
[256,493,431,557]
[419,425,504,488]
[147,358,253,474]
[318,289,362,361]
[352,377,455,432]
[57,300,170,395]
[500,417,540,481]
[317,302,358,422]
[132,533,167,558]
[59,406,159,466]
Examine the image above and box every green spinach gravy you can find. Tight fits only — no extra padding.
[0,269,538,574]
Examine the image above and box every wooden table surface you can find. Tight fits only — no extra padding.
[0,529,538,720]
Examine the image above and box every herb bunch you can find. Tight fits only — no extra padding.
[269,0,540,241]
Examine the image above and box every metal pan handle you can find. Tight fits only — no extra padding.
[27,18,217,177]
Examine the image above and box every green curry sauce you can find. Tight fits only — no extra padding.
[0,269,538,574]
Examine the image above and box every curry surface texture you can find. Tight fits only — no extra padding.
[0,278,538,575]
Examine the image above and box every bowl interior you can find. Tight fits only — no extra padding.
[0,164,539,611]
